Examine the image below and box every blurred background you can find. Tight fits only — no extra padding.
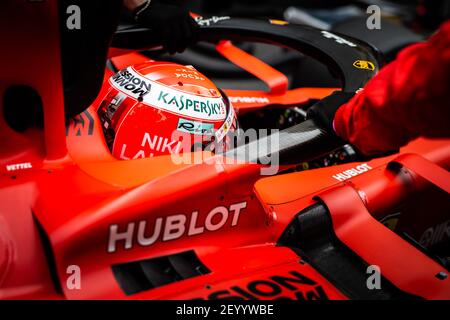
[143,0,450,91]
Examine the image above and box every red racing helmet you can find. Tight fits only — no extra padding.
[97,61,238,160]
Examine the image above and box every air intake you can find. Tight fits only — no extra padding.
[112,250,210,295]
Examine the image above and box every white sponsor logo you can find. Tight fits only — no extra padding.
[175,68,206,81]
[107,202,247,253]
[195,16,231,26]
[110,67,226,121]
[332,163,372,181]
[321,31,357,47]
[6,162,33,172]
[419,220,450,247]
[229,96,270,104]
[117,133,182,160]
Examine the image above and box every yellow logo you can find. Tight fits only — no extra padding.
[353,60,375,71]
[269,19,289,25]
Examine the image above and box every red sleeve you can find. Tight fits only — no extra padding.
[334,20,450,155]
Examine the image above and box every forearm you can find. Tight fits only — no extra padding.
[334,21,450,155]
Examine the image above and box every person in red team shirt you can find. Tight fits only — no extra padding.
[313,21,450,156]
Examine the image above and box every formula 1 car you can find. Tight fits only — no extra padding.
[1,1,450,300]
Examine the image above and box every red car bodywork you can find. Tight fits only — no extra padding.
[0,1,449,300]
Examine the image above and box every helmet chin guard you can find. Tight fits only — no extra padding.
[97,61,238,159]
